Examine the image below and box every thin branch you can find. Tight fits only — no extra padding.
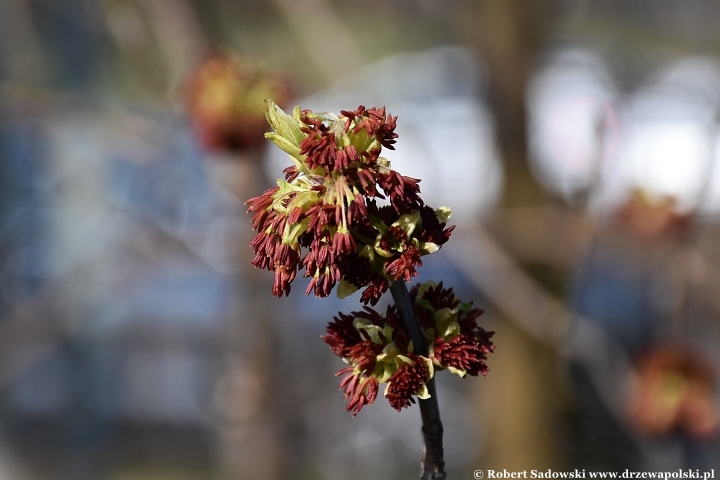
[389,280,446,480]
[270,0,365,84]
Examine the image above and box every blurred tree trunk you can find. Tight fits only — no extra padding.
[462,0,547,207]
[461,0,562,472]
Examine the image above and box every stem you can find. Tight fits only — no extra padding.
[389,281,446,480]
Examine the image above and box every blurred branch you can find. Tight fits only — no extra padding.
[486,205,596,268]
[0,82,95,123]
[100,0,208,97]
[446,223,572,346]
[135,0,208,95]
[0,0,49,84]
[447,222,638,422]
[269,0,365,84]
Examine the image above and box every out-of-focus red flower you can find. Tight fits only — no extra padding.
[626,345,719,439]
[616,190,691,241]
[183,54,292,152]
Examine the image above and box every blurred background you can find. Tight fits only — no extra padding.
[3,0,720,479]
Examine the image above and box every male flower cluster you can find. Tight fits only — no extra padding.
[245,101,454,303]
[322,281,495,415]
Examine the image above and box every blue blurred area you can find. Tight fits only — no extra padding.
[572,253,655,352]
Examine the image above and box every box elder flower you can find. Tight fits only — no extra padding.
[246,101,454,303]
[246,100,495,479]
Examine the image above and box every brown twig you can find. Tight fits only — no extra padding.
[389,281,446,479]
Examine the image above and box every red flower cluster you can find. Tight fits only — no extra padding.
[626,346,719,438]
[385,354,432,411]
[246,102,454,302]
[338,369,379,416]
[411,281,495,378]
[322,281,494,415]
[323,305,409,360]
[251,101,494,419]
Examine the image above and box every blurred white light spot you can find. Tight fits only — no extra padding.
[386,99,502,221]
[590,56,720,215]
[624,122,712,210]
[697,131,720,215]
[527,48,618,201]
